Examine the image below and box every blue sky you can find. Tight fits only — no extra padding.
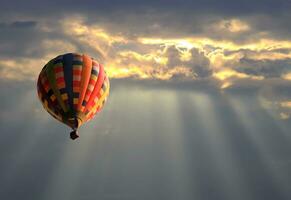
[0,0,291,200]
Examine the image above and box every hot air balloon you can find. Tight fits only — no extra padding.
[37,53,110,140]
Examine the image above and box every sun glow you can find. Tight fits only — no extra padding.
[282,73,291,80]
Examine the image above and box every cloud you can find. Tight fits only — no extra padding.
[282,73,291,80]
[257,84,291,120]
[234,58,291,78]
[0,13,290,92]
[163,46,212,77]
[0,20,41,58]
[0,21,37,28]
[215,19,250,33]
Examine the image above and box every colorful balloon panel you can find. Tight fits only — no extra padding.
[37,53,110,129]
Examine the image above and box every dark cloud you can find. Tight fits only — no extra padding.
[242,13,291,41]
[1,0,290,15]
[0,19,103,60]
[0,21,37,28]
[0,0,290,41]
[0,20,39,57]
[235,58,291,78]
[0,20,61,58]
[224,48,291,57]
[188,48,212,77]
[165,46,212,77]
[165,46,181,68]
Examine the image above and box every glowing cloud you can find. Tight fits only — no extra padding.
[1,15,291,87]
[282,73,291,80]
[214,19,250,33]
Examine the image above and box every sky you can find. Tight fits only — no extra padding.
[0,0,291,200]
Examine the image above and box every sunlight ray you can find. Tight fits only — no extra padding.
[189,92,252,200]
[149,89,195,200]
[42,138,92,200]
[258,96,291,141]
[228,95,291,198]
[0,88,53,187]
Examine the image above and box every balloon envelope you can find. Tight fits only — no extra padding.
[37,53,110,130]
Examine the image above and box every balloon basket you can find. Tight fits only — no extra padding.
[70,130,79,140]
